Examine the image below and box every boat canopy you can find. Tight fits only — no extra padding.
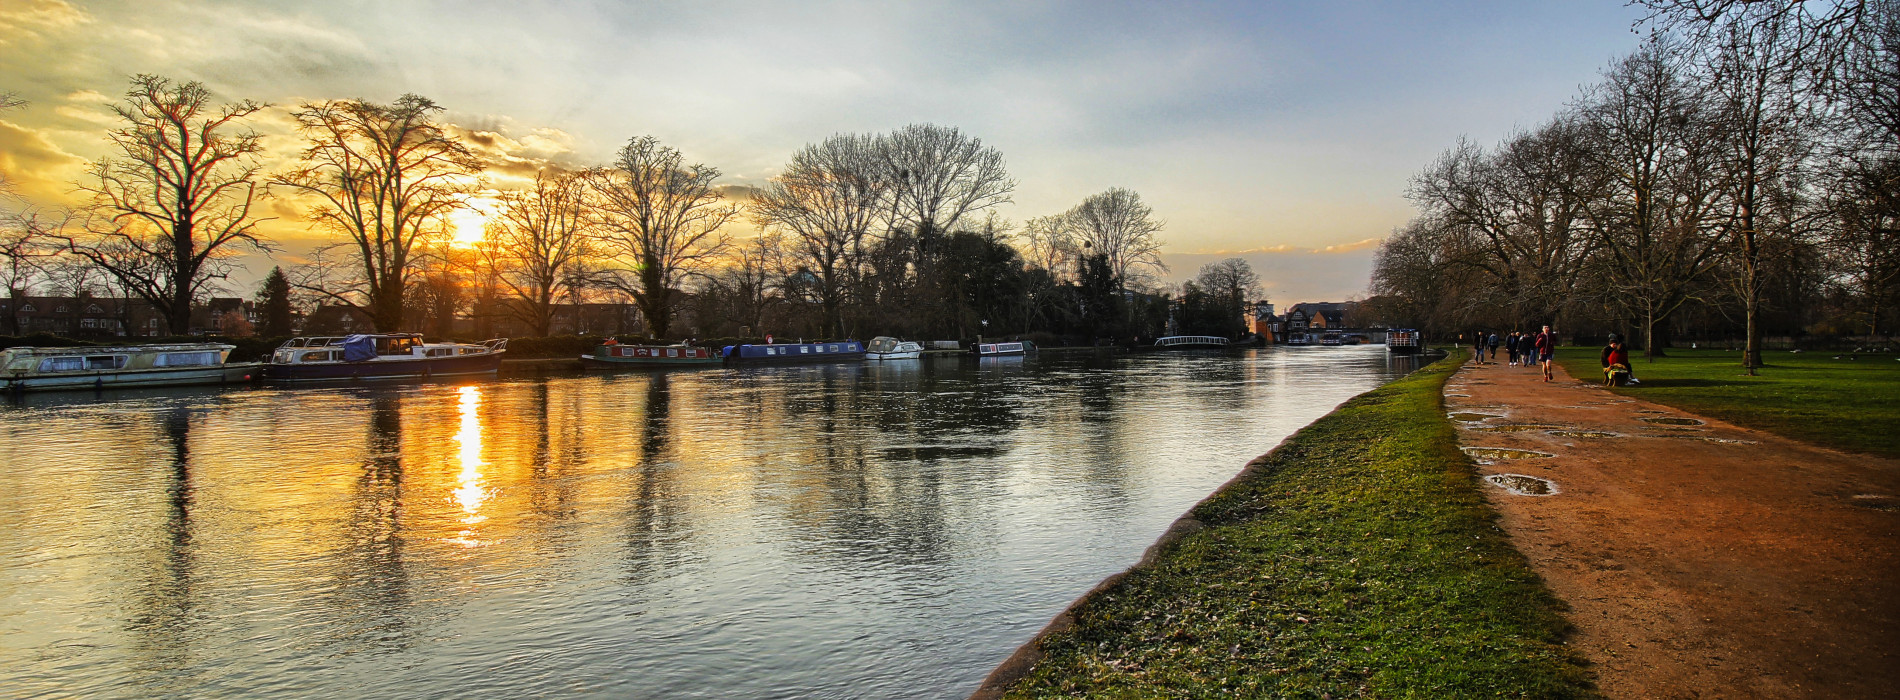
[342,335,377,362]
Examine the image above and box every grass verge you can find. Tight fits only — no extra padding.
[1554,347,1900,459]
[996,350,1594,699]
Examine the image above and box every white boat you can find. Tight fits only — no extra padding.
[0,343,257,392]
[1154,335,1230,349]
[864,336,923,360]
[263,334,506,382]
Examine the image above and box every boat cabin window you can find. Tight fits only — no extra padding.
[426,348,453,357]
[156,351,220,367]
[87,355,126,370]
[380,336,420,355]
[38,356,84,372]
[300,350,337,362]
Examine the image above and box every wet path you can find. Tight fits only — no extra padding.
[1447,356,1900,698]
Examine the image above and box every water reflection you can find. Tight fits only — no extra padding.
[0,347,1417,699]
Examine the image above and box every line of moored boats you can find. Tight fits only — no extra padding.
[0,333,1042,393]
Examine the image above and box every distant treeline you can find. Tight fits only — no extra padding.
[1366,2,1899,366]
[2,79,1267,347]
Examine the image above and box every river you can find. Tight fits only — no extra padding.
[0,345,1420,699]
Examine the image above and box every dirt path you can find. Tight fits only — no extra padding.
[1447,355,1900,699]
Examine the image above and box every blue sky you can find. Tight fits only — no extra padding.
[0,0,1652,301]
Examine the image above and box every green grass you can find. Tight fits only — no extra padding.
[1555,347,1900,459]
[1002,351,1595,699]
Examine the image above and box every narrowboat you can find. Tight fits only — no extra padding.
[0,343,257,392]
[582,343,720,368]
[722,341,865,364]
[262,334,506,382]
[1153,335,1230,350]
[1387,329,1422,355]
[864,336,923,360]
[973,341,1032,357]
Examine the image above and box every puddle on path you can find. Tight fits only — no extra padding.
[1645,426,1710,433]
[1652,435,1757,445]
[1851,494,1897,512]
[1471,424,1570,432]
[1639,417,1705,426]
[1635,409,1668,414]
[1463,447,1556,461]
[1445,393,1471,398]
[1548,430,1619,438]
[1486,473,1559,496]
[1449,412,1503,422]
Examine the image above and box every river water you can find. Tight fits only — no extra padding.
[0,345,1420,699]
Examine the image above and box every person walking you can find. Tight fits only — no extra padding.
[1487,332,1500,363]
[1507,331,1522,366]
[1534,325,1555,382]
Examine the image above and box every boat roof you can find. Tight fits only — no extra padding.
[0,343,234,356]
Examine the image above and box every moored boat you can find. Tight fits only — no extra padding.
[1387,329,1422,354]
[864,336,923,360]
[0,343,257,392]
[973,341,1032,357]
[262,334,506,382]
[723,341,865,364]
[582,343,719,368]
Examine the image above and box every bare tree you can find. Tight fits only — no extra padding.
[61,75,269,335]
[481,169,593,336]
[584,136,736,339]
[1578,39,1733,357]
[1021,214,1079,277]
[1408,119,1605,329]
[1064,187,1167,291]
[1704,15,1819,370]
[751,133,888,337]
[275,94,480,332]
[878,123,1014,236]
[1195,257,1262,336]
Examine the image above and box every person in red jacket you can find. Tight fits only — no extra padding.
[1534,325,1555,382]
[1600,334,1636,386]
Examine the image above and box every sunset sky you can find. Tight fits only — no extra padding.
[0,0,1651,303]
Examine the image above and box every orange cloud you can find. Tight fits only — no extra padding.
[0,118,87,204]
[0,0,90,46]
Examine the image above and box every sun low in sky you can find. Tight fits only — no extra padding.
[0,0,1649,302]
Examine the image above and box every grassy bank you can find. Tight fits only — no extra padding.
[1554,347,1900,459]
[996,351,1593,699]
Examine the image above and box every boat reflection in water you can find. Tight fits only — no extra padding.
[0,346,1418,699]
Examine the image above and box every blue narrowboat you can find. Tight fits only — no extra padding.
[722,341,865,364]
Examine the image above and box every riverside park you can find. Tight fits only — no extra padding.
[3,2,1899,699]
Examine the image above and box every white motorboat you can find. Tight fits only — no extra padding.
[864,336,923,360]
[0,343,257,392]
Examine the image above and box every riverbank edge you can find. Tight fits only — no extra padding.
[497,346,1132,374]
[970,349,1597,699]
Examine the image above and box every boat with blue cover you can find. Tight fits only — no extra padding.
[722,341,865,364]
[262,334,506,382]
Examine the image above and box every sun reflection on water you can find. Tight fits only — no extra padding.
[452,385,489,545]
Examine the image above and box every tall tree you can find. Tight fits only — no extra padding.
[1064,187,1167,293]
[1195,257,1263,337]
[1706,15,1817,370]
[257,265,293,337]
[585,136,736,339]
[878,123,1014,237]
[1578,40,1732,357]
[276,94,480,332]
[482,169,593,336]
[64,75,269,335]
[751,133,888,337]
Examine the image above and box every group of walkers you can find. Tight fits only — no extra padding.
[1463,326,1640,386]
[1465,326,1558,382]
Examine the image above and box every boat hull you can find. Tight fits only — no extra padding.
[581,346,720,369]
[261,353,502,382]
[724,342,865,364]
[865,350,921,360]
[1,364,259,392]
